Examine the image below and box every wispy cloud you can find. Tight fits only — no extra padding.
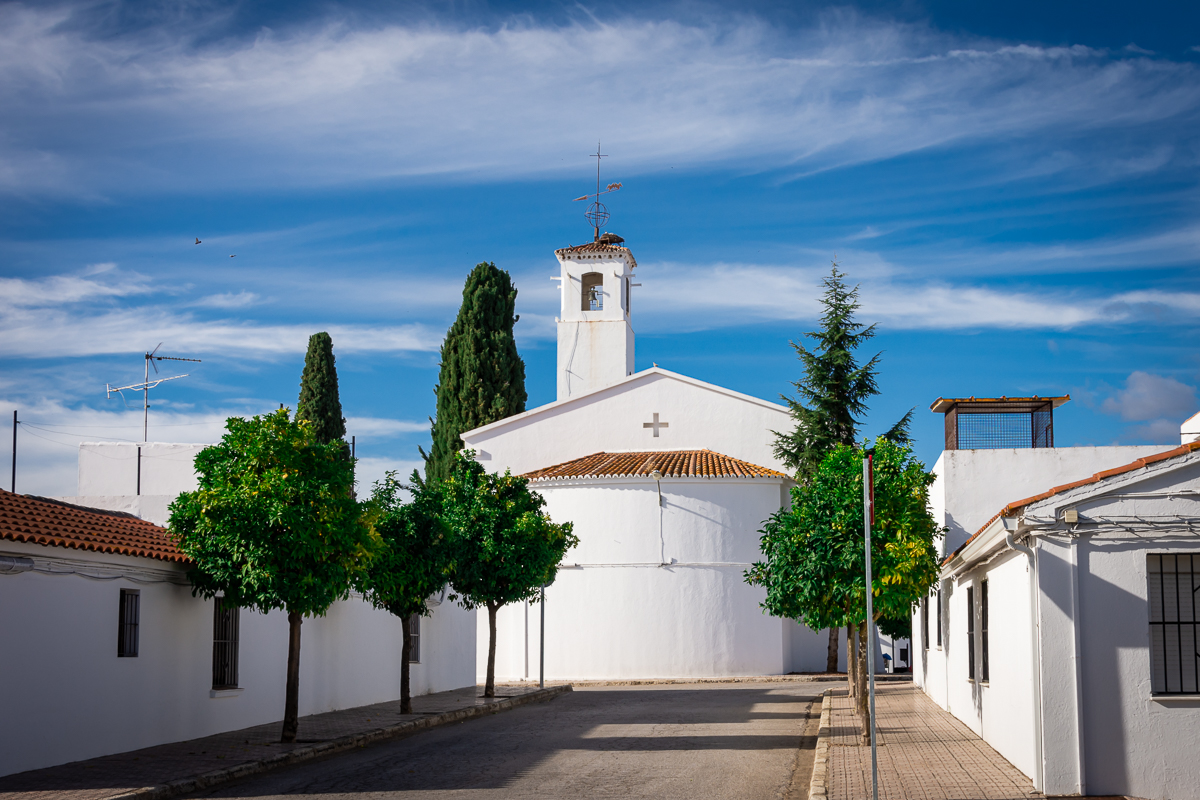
[0,269,442,359]
[627,260,1200,332]
[194,291,261,309]
[0,5,1196,195]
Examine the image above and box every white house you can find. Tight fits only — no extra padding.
[461,236,854,681]
[0,442,476,778]
[915,396,1200,800]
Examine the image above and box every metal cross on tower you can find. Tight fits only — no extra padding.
[573,141,622,242]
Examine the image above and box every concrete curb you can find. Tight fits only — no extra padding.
[517,674,911,688]
[105,685,573,800]
[808,690,834,800]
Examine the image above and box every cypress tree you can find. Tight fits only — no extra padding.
[422,263,526,484]
[296,332,347,446]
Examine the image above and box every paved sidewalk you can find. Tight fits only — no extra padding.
[827,684,1040,800]
[0,685,564,800]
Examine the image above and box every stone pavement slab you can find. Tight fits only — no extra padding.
[826,684,1040,800]
[0,685,565,800]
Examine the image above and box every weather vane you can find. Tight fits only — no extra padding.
[573,141,622,242]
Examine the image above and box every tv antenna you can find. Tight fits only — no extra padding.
[106,344,202,442]
[573,141,622,242]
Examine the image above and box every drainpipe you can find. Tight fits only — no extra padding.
[1005,521,1044,793]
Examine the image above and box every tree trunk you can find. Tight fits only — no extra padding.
[281,611,302,743]
[826,627,839,673]
[400,613,413,714]
[485,601,498,698]
[857,619,871,745]
[846,625,857,697]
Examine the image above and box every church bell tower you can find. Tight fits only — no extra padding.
[554,236,637,401]
[555,144,636,401]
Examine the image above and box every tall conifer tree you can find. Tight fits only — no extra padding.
[296,332,347,446]
[773,263,912,673]
[423,263,526,484]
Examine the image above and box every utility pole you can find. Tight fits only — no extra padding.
[10,410,16,493]
[539,584,545,689]
[864,454,879,800]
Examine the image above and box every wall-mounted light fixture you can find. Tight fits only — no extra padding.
[650,469,663,506]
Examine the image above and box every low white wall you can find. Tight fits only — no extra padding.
[479,476,804,680]
[0,541,475,777]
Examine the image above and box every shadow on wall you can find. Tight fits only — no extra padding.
[1070,537,1170,797]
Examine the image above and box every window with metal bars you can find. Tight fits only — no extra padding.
[1148,553,1199,695]
[212,597,239,689]
[922,596,929,651]
[967,586,976,681]
[936,588,943,648]
[981,580,990,683]
[118,589,139,657]
[407,615,421,664]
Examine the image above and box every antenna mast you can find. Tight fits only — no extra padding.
[106,344,202,442]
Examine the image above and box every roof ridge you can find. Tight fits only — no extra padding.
[945,440,1200,565]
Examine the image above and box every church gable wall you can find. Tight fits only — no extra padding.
[463,371,791,477]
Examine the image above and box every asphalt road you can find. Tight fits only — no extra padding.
[193,681,823,800]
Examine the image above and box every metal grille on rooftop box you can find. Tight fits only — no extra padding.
[931,396,1070,451]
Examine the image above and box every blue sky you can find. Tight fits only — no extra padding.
[2,0,1198,495]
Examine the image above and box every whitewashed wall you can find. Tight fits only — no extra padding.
[0,539,475,777]
[930,445,1167,552]
[922,447,1200,800]
[479,476,814,680]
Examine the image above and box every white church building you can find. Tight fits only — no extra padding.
[914,396,1200,800]
[462,237,845,681]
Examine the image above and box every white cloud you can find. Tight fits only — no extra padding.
[0,6,1196,194]
[194,291,261,309]
[1100,371,1198,422]
[626,260,1200,332]
[0,270,442,359]
[345,417,429,437]
[355,457,425,497]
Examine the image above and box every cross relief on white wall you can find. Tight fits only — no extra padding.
[643,413,670,437]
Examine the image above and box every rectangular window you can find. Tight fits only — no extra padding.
[212,597,239,689]
[1149,554,1199,695]
[967,586,976,681]
[922,596,929,651]
[936,588,943,648]
[407,615,421,664]
[981,580,990,683]
[118,589,140,657]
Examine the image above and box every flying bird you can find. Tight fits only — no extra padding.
[195,238,201,244]
[230,254,236,258]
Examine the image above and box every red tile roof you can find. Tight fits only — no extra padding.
[0,490,187,563]
[555,242,633,256]
[523,450,789,481]
[945,440,1200,565]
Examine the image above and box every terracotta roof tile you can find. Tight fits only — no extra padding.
[944,440,1200,565]
[555,242,632,255]
[0,490,187,563]
[523,450,789,481]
